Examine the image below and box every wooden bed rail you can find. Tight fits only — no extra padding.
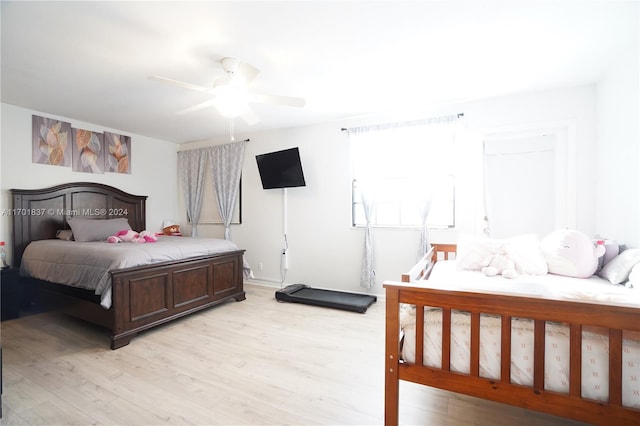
[401,244,457,283]
[430,243,457,263]
[384,281,640,426]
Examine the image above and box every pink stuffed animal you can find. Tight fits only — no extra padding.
[107,229,157,243]
[118,229,144,243]
[139,230,158,243]
[540,229,605,278]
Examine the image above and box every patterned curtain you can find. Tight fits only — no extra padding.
[177,149,207,237]
[417,198,432,261]
[348,128,379,289]
[415,116,459,259]
[359,181,377,289]
[207,141,246,240]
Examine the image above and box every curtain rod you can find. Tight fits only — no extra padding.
[340,112,464,131]
[178,139,250,152]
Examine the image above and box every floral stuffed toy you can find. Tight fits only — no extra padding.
[107,229,157,243]
[139,230,158,242]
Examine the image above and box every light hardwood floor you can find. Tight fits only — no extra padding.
[1,284,587,425]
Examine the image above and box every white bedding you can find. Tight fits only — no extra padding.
[400,261,640,408]
[20,236,253,309]
[416,260,640,307]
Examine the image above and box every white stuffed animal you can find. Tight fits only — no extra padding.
[481,249,517,279]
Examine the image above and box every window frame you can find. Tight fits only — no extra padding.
[350,176,456,229]
[348,117,459,229]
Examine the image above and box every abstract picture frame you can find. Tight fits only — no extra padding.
[104,132,131,174]
[72,128,105,173]
[32,115,72,167]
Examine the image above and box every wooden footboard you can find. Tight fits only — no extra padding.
[110,250,245,349]
[25,250,246,349]
[384,280,640,425]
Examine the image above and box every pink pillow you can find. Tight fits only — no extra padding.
[540,229,605,278]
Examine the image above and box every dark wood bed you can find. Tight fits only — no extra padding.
[11,182,246,349]
[384,244,640,426]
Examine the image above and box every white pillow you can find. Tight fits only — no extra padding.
[503,234,548,275]
[628,263,640,288]
[456,234,495,270]
[599,249,640,285]
[456,233,547,275]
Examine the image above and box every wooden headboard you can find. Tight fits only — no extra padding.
[11,182,147,267]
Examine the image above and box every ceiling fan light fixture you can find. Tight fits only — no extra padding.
[212,84,249,118]
[150,57,305,123]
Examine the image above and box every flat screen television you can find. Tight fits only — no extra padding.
[255,147,306,189]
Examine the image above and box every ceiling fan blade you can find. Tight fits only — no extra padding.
[251,93,306,108]
[176,98,219,115]
[148,75,212,93]
[240,107,260,126]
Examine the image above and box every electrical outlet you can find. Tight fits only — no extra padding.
[258,262,264,271]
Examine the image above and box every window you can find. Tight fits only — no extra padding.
[197,169,242,225]
[349,116,459,228]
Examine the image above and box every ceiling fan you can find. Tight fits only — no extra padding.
[149,57,305,125]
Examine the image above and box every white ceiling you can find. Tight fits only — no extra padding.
[2,1,638,144]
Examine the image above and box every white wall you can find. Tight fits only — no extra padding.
[596,47,640,248]
[0,103,180,265]
[181,85,599,296]
[3,75,633,297]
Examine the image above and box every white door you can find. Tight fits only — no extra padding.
[483,134,559,238]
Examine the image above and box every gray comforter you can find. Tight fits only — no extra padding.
[20,236,253,309]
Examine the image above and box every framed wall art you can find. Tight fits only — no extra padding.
[72,128,104,173]
[32,115,72,167]
[104,132,131,174]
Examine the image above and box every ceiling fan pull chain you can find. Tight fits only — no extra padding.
[229,118,235,142]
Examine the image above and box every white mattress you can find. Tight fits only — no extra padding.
[417,260,640,308]
[400,261,640,408]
